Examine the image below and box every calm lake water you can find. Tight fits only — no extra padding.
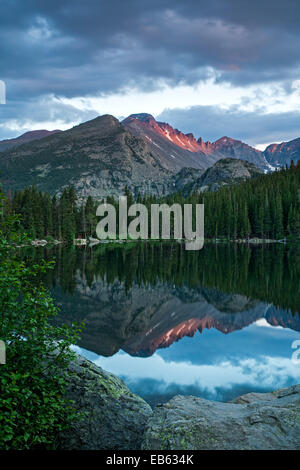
[22,242,300,406]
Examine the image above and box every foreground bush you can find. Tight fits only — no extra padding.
[0,191,82,449]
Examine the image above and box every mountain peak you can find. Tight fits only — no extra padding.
[125,113,156,124]
[215,136,237,144]
[77,114,120,127]
[123,113,208,153]
[69,114,122,137]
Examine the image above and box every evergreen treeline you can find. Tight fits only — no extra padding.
[197,160,300,239]
[3,187,98,243]
[2,161,300,241]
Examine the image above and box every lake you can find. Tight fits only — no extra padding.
[21,242,300,406]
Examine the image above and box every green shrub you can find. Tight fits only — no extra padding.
[0,191,82,449]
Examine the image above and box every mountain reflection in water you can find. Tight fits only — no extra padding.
[20,242,300,405]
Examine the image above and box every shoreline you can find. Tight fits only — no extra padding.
[15,236,299,248]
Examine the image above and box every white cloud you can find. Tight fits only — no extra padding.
[57,78,300,121]
[27,17,54,41]
[74,345,300,398]
[2,77,300,146]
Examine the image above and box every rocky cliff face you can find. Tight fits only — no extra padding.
[124,113,206,153]
[177,158,263,195]
[123,113,217,172]
[123,114,270,171]
[172,167,205,192]
[211,136,268,169]
[264,137,300,168]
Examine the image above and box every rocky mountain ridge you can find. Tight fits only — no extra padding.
[123,113,279,171]
[264,136,300,168]
[1,113,299,178]
[0,115,173,199]
[122,113,217,172]
[0,129,61,152]
[0,114,265,200]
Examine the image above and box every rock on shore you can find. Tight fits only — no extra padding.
[142,386,300,450]
[59,355,152,450]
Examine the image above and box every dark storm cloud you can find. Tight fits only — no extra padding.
[1,0,300,141]
[157,106,300,146]
[1,0,300,98]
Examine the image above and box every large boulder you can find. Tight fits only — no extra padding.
[142,385,300,450]
[59,355,152,450]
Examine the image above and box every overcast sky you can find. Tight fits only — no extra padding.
[0,0,300,148]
